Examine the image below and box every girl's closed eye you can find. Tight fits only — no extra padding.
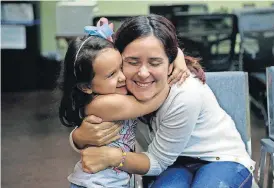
[107,71,116,78]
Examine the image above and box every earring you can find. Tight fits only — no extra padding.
[76,83,93,94]
[86,84,92,89]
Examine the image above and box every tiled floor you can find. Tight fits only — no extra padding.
[1,90,79,188]
[1,89,267,188]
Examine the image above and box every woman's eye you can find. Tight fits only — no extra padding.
[128,61,138,66]
[150,62,161,67]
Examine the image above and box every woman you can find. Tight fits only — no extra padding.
[71,15,255,187]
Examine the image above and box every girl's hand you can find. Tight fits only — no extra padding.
[168,48,190,86]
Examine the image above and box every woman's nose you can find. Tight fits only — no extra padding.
[138,65,150,78]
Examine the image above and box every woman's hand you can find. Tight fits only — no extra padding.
[81,146,121,173]
[168,48,190,86]
[73,115,122,148]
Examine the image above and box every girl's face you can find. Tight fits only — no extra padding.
[122,35,173,101]
[91,48,127,95]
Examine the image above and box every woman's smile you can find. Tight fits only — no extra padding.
[134,81,155,88]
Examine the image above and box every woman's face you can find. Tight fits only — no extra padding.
[122,35,173,101]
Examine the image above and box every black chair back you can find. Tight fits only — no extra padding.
[149,4,208,22]
[234,8,274,72]
[173,13,238,71]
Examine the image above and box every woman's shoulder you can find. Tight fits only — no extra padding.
[158,77,203,116]
[169,76,204,99]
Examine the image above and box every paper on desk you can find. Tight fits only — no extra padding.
[2,3,34,22]
[1,25,26,49]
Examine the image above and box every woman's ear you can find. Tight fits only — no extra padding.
[77,83,93,94]
[168,63,174,75]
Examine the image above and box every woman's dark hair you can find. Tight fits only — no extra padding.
[115,14,205,83]
[59,36,114,127]
[114,14,205,129]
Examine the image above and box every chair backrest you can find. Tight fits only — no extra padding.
[173,13,238,72]
[205,71,252,155]
[233,8,274,72]
[267,66,274,141]
[149,4,208,21]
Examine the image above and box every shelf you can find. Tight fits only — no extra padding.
[1,19,40,26]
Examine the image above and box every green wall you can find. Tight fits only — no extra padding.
[40,1,57,54]
[40,0,274,54]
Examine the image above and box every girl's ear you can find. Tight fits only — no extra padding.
[76,83,93,94]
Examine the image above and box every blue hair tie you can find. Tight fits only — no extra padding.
[74,23,114,77]
[84,23,113,39]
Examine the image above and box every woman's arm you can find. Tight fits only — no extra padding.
[71,116,122,151]
[84,85,169,121]
[81,89,203,175]
[81,146,150,174]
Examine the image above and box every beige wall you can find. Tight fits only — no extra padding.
[40,0,274,53]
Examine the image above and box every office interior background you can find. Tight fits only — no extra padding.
[1,1,274,187]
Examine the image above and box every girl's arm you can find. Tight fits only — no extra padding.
[81,89,203,175]
[84,85,169,121]
[72,88,168,150]
[168,48,190,86]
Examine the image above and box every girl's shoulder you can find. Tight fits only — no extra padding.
[122,118,138,125]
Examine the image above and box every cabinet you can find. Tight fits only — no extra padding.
[1,1,40,92]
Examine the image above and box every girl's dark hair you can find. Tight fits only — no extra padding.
[115,14,205,83]
[59,36,114,127]
[114,14,205,128]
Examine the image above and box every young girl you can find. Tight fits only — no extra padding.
[59,24,172,188]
